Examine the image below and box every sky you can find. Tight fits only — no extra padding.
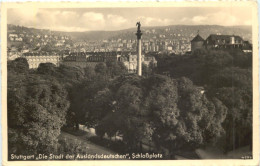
[7,7,252,32]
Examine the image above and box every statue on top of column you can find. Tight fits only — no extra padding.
[136,22,141,32]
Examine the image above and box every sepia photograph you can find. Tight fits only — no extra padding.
[1,1,259,166]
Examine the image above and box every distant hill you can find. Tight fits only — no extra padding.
[57,25,252,42]
[8,24,252,42]
[57,31,121,41]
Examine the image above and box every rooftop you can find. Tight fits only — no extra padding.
[207,34,243,41]
[191,34,205,42]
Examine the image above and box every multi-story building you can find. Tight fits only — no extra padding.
[22,52,63,68]
[204,34,244,49]
[190,34,252,53]
[62,51,121,68]
[62,53,88,68]
[119,53,157,73]
[61,51,157,73]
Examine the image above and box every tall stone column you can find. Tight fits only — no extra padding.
[136,22,142,76]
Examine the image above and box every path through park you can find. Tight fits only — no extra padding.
[59,131,116,155]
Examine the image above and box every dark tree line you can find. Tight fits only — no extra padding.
[8,58,70,155]
[155,48,252,152]
[74,74,227,157]
[7,58,127,156]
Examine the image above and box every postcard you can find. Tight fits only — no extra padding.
[1,1,259,166]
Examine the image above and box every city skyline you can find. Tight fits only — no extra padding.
[7,7,252,32]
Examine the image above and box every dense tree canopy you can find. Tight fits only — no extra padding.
[92,75,227,155]
[8,57,29,74]
[7,47,252,158]
[155,49,252,152]
[37,63,85,87]
[8,73,69,155]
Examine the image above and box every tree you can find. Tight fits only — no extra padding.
[92,88,113,121]
[37,64,85,87]
[209,67,251,89]
[37,63,58,75]
[115,83,144,149]
[8,57,29,74]
[142,63,152,77]
[228,49,252,68]
[8,74,70,155]
[66,74,110,130]
[89,74,227,156]
[213,87,252,151]
[176,77,227,149]
[84,66,96,80]
[143,76,227,156]
[154,49,252,153]
[144,75,179,155]
[94,75,149,151]
[198,50,233,84]
[95,62,107,75]
[106,61,127,78]
[206,65,252,151]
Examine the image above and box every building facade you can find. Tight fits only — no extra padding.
[61,51,157,73]
[191,34,205,52]
[119,53,157,73]
[62,51,122,68]
[204,35,244,49]
[22,52,62,68]
[190,34,252,53]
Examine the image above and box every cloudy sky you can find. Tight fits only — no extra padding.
[7,7,252,32]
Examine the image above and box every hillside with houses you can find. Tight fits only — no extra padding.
[8,24,251,56]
